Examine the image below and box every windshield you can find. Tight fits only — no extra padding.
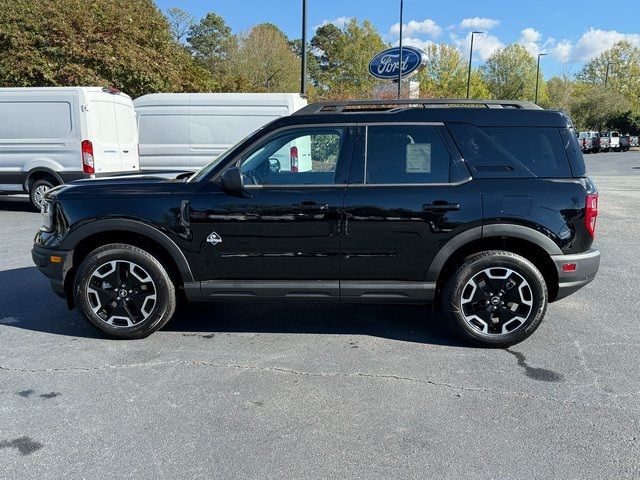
[188,127,266,183]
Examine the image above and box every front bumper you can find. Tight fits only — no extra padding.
[552,248,600,301]
[32,244,72,299]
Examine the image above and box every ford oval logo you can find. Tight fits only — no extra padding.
[368,46,426,80]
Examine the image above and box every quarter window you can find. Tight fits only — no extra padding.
[240,128,345,185]
[365,125,451,184]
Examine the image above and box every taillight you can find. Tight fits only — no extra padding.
[82,140,95,174]
[585,193,598,238]
[290,146,299,173]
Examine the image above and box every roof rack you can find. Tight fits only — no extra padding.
[293,98,543,115]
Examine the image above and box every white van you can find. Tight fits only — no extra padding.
[0,87,139,209]
[134,93,308,172]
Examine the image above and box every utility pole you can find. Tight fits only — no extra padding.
[300,0,307,96]
[535,53,547,104]
[466,31,483,99]
[397,0,404,99]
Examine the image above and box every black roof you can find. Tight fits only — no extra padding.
[270,99,573,129]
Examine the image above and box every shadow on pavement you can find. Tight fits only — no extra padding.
[0,195,35,213]
[1,266,467,347]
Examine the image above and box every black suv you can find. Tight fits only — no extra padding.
[32,99,600,347]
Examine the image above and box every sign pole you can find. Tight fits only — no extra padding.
[397,0,404,99]
[301,0,307,97]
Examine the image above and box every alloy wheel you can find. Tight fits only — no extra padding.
[460,267,533,335]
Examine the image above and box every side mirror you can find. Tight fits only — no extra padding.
[219,167,245,195]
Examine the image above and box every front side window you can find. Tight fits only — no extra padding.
[240,128,345,186]
[365,125,451,184]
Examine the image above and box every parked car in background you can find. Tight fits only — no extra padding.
[597,132,611,152]
[619,133,631,152]
[134,93,307,173]
[0,87,139,210]
[600,131,622,152]
[578,131,601,153]
[630,136,639,147]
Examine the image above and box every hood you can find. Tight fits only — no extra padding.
[45,171,196,201]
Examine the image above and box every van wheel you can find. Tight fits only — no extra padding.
[29,179,55,211]
[442,251,548,348]
[74,243,176,339]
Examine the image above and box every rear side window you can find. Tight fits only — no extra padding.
[366,125,450,184]
[559,128,586,177]
[0,101,72,139]
[448,124,571,178]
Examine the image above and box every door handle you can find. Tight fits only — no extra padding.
[122,149,129,153]
[296,201,329,210]
[423,201,461,212]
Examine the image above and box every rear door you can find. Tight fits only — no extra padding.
[113,95,139,172]
[86,92,123,174]
[340,123,482,300]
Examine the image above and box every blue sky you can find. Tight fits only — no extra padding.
[155,0,640,77]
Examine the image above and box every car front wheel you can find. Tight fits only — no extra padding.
[443,250,548,348]
[74,243,176,339]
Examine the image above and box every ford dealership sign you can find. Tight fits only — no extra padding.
[368,46,426,81]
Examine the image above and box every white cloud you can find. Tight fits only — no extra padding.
[313,16,353,31]
[389,19,442,38]
[393,37,436,51]
[518,28,543,55]
[460,17,500,31]
[452,31,504,61]
[550,28,640,63]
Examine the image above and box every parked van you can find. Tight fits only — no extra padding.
[0,87,139,209]
[134,93,308,172]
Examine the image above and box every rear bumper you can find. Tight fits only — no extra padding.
[552,248,600,301]
[32,244,71,299]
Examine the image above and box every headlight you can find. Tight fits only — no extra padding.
[40,200,55,232]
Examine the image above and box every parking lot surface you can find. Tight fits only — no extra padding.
[1,151,639,479]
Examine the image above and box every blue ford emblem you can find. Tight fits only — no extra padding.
[368,46,426,81]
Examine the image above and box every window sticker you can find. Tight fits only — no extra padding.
[406,143,432,173]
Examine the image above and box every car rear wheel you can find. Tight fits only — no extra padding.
[29,179,55,211]
[74,243,176,339]
[443,250,548,348]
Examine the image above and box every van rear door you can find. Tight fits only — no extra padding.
[113,95,139,172]
[86,91,124,174]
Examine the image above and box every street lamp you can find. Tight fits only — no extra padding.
[534,53,547,104]
[300,0,307,96]
[466,31,483,99]
[397,0,404,99]
[604,61,613,86]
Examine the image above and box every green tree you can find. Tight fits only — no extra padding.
[577,41,640,114]
[0,0,212,96]
[223,23,300,93]
[187,12,234,61]
[569,86,628,130]
[544,74,574,112]
[482,44,545,102]
[166,7,195,43]
[417,44,489,98]
[310,19,386,99]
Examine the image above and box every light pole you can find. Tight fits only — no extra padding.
[534,53,547,104]
[604,61,613,86]
[397,0,404,99]
[300,0,307,96]
[466,31,483,99]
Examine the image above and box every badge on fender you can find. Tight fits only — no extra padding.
[207,231,222,245]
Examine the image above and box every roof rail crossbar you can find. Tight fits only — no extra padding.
[293,98,542,115]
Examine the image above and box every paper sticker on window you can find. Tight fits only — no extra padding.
[406,143,432,173]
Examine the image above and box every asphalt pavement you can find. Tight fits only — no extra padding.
[1,151,639,479]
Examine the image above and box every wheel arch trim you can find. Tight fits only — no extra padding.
[426,224,562,282]
[61,219,194,283]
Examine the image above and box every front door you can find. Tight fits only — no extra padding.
[189,125,354,299]
[340,123,482,301]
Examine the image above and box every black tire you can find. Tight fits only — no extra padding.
[602,148,610,153]
[29,179,55,211]
[442,250,548,348]
[73,243,176,339]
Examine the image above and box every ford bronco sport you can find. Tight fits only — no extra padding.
[32,99,600,347]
